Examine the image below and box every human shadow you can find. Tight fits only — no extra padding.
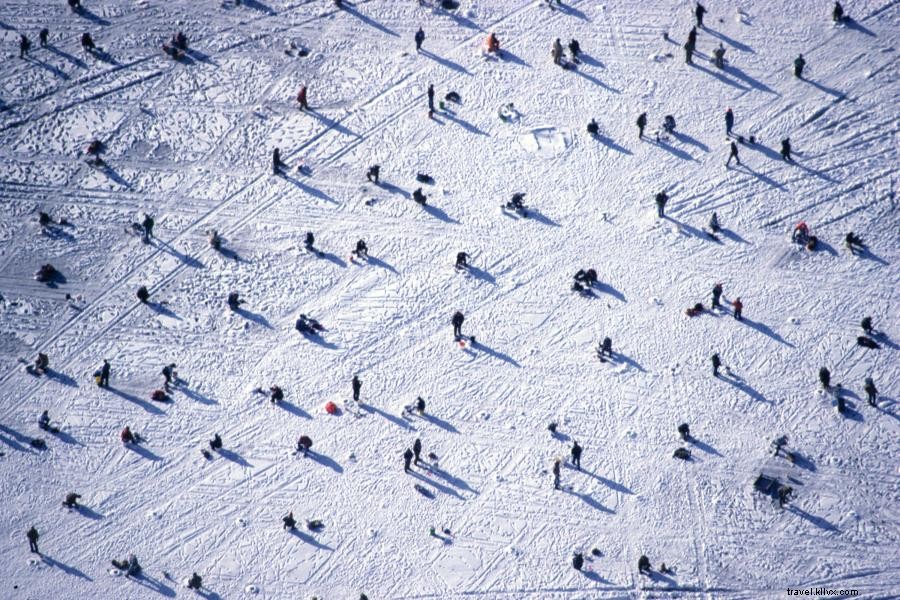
[343,4,399,37]
[736,163,785,190]
[53,428,85,447]
[242,0,276,15]
[149,302,182,321]
[582,570,611,583]
[95,162,131,188]
[872,331,899,350]
[378,180,410,199]
[651,138,694,161]
[556,2,589,20]
[217,447,252,468]
[310,451,343,473]
[421,412,458,433]
[45,369,78,387]
[571,67,620,93]
[0,424,37,454]
[289,527,333,550]
[856,246,889,266]
[421,202,460,224]
[361,403,414,430]
[790,451,816,472]
[843,18,876,37]
[470,339,520,367]
[690,61,751,92]
[585,471,634,495]
[420,49,471,75]
[306,108,361,139]
[131,573,177,598]
[803,78,845,99]
[299,331,340,350]
[609,351,646,373]
[185,48,218,66]
[234,306,273,329]
[563,487,614,513]
[648,570,678,585]
[593,133,632,155]
[43,225,76,242]
[690,438,723,457]
[196,590,222,600]
[128,442,163,462]
[465,265,495,284]
[440,109,489,136]
[577,53,604,68]
[154,238,203,269]
[108,387,166,415]
[428,465,477,494]
[739,316,794,347]
[720,374,769,403]
[438,3,480,29]
[41,554,92,581]
[47,46,88,69]
[175,385,216,405]
[705,28,755,54]
[218,246,245,262]
[279,399,311,419]
[74,504,105,520]
[91,49,120,66]
[525,208,560,227]
[793,159,839,183]
[366,255,399,274]
[280,172,337,204]
[592,282,626,303]
[787,505,839,532]
[409,469,463,499]
[25,56,70,80]
[672,130,709,152]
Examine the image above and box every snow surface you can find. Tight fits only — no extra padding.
[0,0,898,598]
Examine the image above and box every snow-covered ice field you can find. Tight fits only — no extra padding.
[0,0,898,598]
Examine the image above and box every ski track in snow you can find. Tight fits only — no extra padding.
[0,0,898,599]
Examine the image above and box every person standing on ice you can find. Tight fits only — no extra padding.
[552,458,561,490]
[353,239,368,259]
[572,552,584,571]
[455,252,469,269]
[99,359,110,388]
[711,353,722,377]
[415,27,425,52]
[695,3,707,27]
[427,84,435,116]
[725,108,734,137]
[451,311,465,339]
[726,141,740,167]
[711,283,723,309]
[403,448,414,472]
[272,148,282,175]
[282,512,296,530]
[187,573,203,590]
[121,425,135,444]
[655,190,668,218]
[638,555,652,574]
[636,112,647,139]
[713,43,725,68]
[352,375,361,403]
[141,213,154,242]
[793,54,806,78]
[136,285,150,303]
[571,441,582,470]
[819,367,831,389]
[297,85,308,110]
[81,32,96,54]
[39,29,49,48]
[684,28,696,64]
[864,377,877,406]
[731,297,743,320]
[27,527,40,554]
[19,34,31,59]
[551,38,563,66]
[833,2,844,22]
[780,138,792,161]
[413,438,423,465]
[860,316,874,335]
[366,165,380,183]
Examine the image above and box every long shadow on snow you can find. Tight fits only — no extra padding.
[343,4,399,38]
[40,554,92,581]
[464,265,495,285]
[524,207,559,227]
[421,412,458,433]
[734,162,785,191]
[739,316,794,347]
[583,470,635,495]
[496,48,531,68]
[289,527,332,550]
[319,251,347,268]
[420,49,471,75]
[571,67,620,94]
[720,373,770,403]
[241,0,276,15]
[73,504,105,520]
[196,590,222,600]
[185,48,218,66]
[578,53,604,68]
[377,180,410,199]
[581,570,612,583]
[299,331,339,350]
[562,487,614,514]
[803,77,845,99]
[422,202,460,224]
[25,56,70,80]
[409,469,463,499]
[75,6,111,26]
[872,331,899,350]
[365,255,399,274]
[306,108,361,139]
[672,130,709,152]
[149,302,182,321]
[233,306,273,329]
[855,246,889,266]
[279,399,311,419]
[556,2,589,20]
[280,172,337,204]
[45,368,79,387]
[309,451,343,473]
[651,138,694,161]
[704,27,755,54]
[53,428,85,447]
[361,403,414,430]
[0,424,39,454]
[178,385,217,405]
[218,246,246,262]
[843,18,877,37]
[128,442,163,462]
[470,339,520,367]
[591,282,626,303]
[607,351,645,372]
[435,110,489,136]
[689,437,723,457]
[217,447,252,468]
[47,46,88,69]
[690,61,751,92]
[131,572,176,597]
[154,238,204,269]
[428,465,478,494]
[438,4,480,30]
[108,386,166,415]
[787,505,839,532]
[593,134,632,155]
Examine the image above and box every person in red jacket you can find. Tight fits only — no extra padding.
[121,426,135,444]
[297,86,308,110]
[732,297,743,321]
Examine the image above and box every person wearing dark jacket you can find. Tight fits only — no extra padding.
[270,386,283,404]
[655,190,668,218]
[136,286,150,303]
[638,554,651,574]
[571,441,582,470]
[598,337,613,358]
[726,141,740,166]
[864,377,877,406]
[353,239,368,259]
[413,438,422,465]
[568,39,581,58]
[819,367,831,389]
[572,552,584,570]
[99,359,110,388]
[695,3,706,27]
[297,86,308,110]
[272,148,282,174]
[455,252,469,269]
[403,448,414,472]
[187,573,202,590]
[684,38,695,64]
[415,27,425,52]
[780,138,792,161]
[412,188,427,205]
[725,108,734,137]
[209,434,222,450]
[637,112,647,138]
[713,44,725,68]
[794,54,806,78]
[366,165,380,183]
[833,2,844,22]
[860,316,873,334]
[81,33,95,52]
[452,311,464,339]
[39,28,49,47]
[227,292,243,310]
[352,376,361,402]
[283,512,296,530]
[427,84,435,113]
[63,493,81,508]
[27,527,39,553]
[712,353,722,377]
[552,459,561,490]
[711,283,723,308]
[845,232,865,253]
